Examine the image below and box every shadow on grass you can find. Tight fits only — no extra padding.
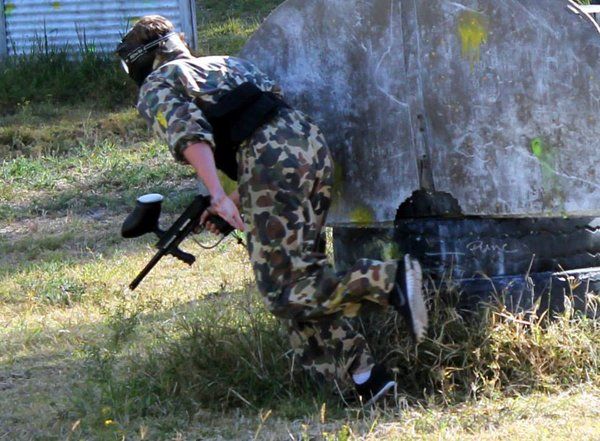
[0,284,339,439]
[62,288,600,438]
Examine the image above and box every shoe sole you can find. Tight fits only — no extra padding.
[404,254,428,342]
[363,380,397,407]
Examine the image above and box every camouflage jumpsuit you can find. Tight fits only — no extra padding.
[137,56,399,386]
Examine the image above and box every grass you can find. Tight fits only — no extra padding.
[1,218,598,440]
[0,48,137,116]
[1,0,599,439]
[196,0,284,55]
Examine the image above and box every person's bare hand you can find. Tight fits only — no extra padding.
[200,194,244,234]
[199,205,219,234]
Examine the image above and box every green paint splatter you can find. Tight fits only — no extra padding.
[5,3,16,15]
[457,11,488,69]
[350,206,375,225]
[381,242,401,261]
[531,137,544,158]
[530,137,565,210]
[51,1,61,10]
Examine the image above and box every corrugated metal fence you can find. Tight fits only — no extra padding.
[0,0,197,57]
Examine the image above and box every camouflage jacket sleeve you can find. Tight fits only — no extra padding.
[137,66,215,164]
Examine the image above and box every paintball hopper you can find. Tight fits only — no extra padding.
[121,193,165,238]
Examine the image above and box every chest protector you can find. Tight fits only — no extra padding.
[202,82,289,181]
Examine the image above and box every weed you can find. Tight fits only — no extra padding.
[196,0,284,55]
[72,278,600,437]
[105,303,141,349]
[37,279,87,307]
[0,51,136,116]
[366,284,600,403]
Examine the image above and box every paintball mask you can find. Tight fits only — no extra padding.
[117,32,177,86]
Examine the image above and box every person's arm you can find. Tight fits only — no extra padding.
[137,69,243,231]
[182,141,244,231]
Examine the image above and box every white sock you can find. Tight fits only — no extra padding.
[352,369,372,385]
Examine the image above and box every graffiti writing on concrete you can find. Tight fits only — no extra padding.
[466,240,518,255]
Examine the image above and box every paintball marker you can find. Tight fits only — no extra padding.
[121,193,235,290]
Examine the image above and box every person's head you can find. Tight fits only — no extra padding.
[116,15,190,87]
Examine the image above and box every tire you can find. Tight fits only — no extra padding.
[393,216,600,280]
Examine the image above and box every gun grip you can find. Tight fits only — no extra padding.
[170,248,196,265]
[207,214,235,235]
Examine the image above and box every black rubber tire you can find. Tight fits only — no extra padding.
[394,215,600,280]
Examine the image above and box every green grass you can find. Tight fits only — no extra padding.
[0,106,199,225]
[0,49,137,116]
[196,0,284,55]
[64,279,598,438]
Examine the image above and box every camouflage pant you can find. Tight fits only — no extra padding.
[237,108,398,386]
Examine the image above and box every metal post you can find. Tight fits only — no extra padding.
[0,0,8,59]
[179,0,198,50]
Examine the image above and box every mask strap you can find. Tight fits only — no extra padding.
[124,32,178,64]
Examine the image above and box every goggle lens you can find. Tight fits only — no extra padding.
[120,58,130,74]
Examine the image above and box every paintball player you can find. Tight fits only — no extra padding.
[116,15,428,405]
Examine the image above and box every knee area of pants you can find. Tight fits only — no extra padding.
[264,296,298,320]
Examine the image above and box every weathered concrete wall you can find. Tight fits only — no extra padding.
[241,0,600,226]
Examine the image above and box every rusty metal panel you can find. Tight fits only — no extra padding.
[2,0,196,55]
[241,0,600,225]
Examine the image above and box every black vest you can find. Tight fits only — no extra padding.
[202,82,289,181]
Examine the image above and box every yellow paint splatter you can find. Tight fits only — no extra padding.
[156,111,167,128]
[218,171,237,195]
[350,206,375,225]
[52,1,61,10]
[457,11,488,69]
[325,287,362,317]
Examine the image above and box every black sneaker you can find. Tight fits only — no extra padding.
[354,364,397,406]
[390,254,428,342]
